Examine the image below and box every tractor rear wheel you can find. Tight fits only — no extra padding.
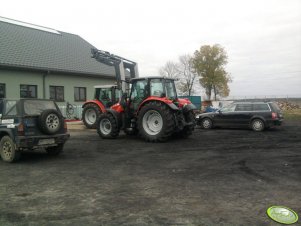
[82,103,102,129]
[97,113,119,139]
[138,102,175,142]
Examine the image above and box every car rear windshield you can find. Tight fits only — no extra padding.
[269,102,281,111]
[24,100,57,115]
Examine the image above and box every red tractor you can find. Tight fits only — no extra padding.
[82,49,138,128]
[82,85,122,128]
[97,77,196,142]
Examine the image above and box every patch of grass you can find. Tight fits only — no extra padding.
[283,109,301,121]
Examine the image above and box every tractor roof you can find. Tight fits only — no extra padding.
[94,85,117,89]
[130,77,175,82]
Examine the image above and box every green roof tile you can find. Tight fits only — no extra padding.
[0,19,117,77]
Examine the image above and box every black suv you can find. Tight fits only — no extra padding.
[0,99,70,162]
[197,102,283,131]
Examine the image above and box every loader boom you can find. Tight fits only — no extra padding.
[91,48,138,92]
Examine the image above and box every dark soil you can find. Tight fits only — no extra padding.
[0,121,300,225]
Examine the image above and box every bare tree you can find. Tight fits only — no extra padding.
[176,54,197,96]
[159,61,179,79]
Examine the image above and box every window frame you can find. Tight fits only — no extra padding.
[49,85,65,102]
[0,83,5,98]
[20,84,38,98]
[74,87,87,102]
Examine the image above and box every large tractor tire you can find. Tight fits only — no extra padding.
[97,113,120,139]
[82,103,102,129]
[175,111,196,138]
[138,102,175,142]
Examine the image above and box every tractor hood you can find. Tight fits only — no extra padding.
[175,98,197,112]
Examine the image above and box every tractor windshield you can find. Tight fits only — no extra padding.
[150,79,177,100]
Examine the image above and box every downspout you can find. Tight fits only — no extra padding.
[43,71,50,99]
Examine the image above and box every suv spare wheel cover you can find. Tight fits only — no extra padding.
[39,109,62,134]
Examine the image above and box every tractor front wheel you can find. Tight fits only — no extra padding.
[138,102,175,142]
[97,113,120,139]
[82,103,102,129]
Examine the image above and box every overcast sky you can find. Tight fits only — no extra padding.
[1,0,301,98]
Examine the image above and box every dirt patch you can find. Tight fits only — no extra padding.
[0,121,300,225]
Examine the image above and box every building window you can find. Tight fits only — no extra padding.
[0,84,5,98]
[74,87,86,101]
[50,86,64,102]
[20,85,37,98]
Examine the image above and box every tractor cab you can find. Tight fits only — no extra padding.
[94,85,122,108]
[128,77,178,113]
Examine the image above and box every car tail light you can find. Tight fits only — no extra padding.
[17,123,25,136]
[272,112,278,119]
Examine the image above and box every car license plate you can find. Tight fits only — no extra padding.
[38,138,55,145]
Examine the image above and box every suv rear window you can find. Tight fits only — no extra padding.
[24,100,57,115]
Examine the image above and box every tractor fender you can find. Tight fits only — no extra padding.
[138,99,179,114]
[183,103,197,113]
[82,100,106,113]
[105,109,122,128]
[167,103,180,111]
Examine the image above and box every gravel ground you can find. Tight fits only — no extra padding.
[0,121,300,226]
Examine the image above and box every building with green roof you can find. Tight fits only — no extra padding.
[0,17,132,117]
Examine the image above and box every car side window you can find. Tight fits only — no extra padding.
[253,104,270,111]
[235,104,252,111]
[221,104,236,112]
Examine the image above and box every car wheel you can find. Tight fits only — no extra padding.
[201,118,213,129]
[45,144,64,156]
[0,136,21,163]
[251,119,265,132]
[39,109,64,135]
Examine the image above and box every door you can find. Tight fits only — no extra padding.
[129,79,148,113]
[214,103,237,126]
[233,103,253,126]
